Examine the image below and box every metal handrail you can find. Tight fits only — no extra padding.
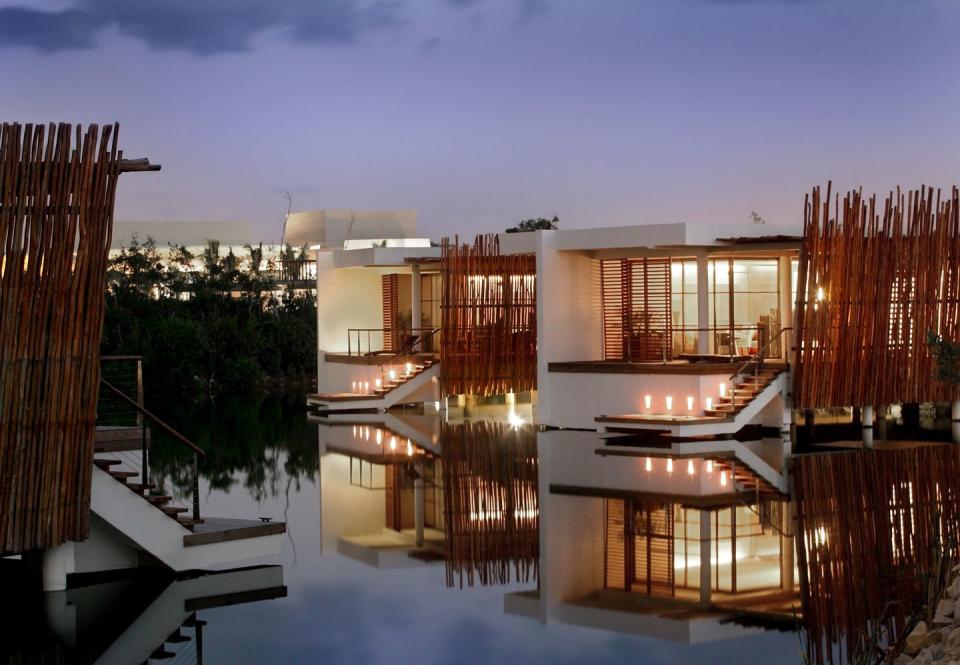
[728,327,793,393]
[375,328,442,391]
[101,378,205,523]
[347,327,439,356]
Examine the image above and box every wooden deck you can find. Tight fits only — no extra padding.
[183,518,286,547]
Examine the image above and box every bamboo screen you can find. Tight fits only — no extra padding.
[0,123,123,555]
[793,445,960,664]
[439,234,536,396]
[600,258,672,361]
[441,422,538,587]
[793,184,960,408]
[381,273,398,352]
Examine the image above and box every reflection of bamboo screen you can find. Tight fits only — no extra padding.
[441,422,538,587]
[793,184,960,408]
[793,446,960,664]
[0,124,122,555]
[440,234,536,396]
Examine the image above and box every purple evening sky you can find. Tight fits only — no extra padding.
[0,0,958,242]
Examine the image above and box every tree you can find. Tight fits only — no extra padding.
[928,331,960,384]
[750,211,767,225]
[506,215,559,233]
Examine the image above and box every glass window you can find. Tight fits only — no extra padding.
[671,260,698,355]
[708,258,781,356]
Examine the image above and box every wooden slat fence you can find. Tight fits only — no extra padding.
[441,421,538,587]
[601,258,672,361]
[439,234,536,396]
[0,123,123,555]
[793,184,960,408]
[793,445,960,664]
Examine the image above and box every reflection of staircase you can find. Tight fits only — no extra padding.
[712,457,784,497]
[94,457,196,528]
[308,361,440,412]
[704,368,783,418]
[146,613,204,663]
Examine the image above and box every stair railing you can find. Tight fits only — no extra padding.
[376,328,441,393]
[728,327,793,406]
[100,378,206,524]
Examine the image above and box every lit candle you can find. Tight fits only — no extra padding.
[405,362,413,376]
[719,383,727,398]
[388,369,397,381]
[645,456,652,472]
[375,429,383,445]
[686,396,694,411]
[352,381,357,393]
[375,378,382,389]
[666,458,674,474]
[363,381,369,393]
[705,397,713,411]
[706,460,714,473]
[406,439,413,456]
[720,471,728,486]
[644,395,652,410]
[687,459,695,475]
[665,395,673,411]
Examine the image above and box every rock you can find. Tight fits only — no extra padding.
[936,600,959,624]
[945,625,960,656]
[906,622,931,656]
[948,576,960,600]
[894,654,914,665]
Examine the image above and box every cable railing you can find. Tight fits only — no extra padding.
[346,327,440,356]
[98,358,206,524]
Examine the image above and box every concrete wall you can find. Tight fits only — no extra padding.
[318,449,387,553]
[544,371,732,430]
[316,252,385,353]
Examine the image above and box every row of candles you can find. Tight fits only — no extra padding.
[641,382,730,413]
[645,456,729,486]
[352,425,415,456]
[351,362,416,395]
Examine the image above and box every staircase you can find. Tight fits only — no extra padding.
[308,359,440,412]
[704,367,784,418]
[94,456,197,529]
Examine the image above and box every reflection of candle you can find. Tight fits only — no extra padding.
[644,395,652,410]
[720,471,727,486]
[352,425,357,437]
[376,429,383,445]
[666,458,674,474]
[665,395,673,411]
[364,427,370,441]
[407,439,413,456]
[687,396,694,411]
[645,457,652,472]
[390,436,397,451]
[706,460,714,473]
[687,459,695,475]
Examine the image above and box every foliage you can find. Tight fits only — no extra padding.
[750,211,767,225]
[928,331,960,385]
[102,236,316,402]
[505,215,559,233]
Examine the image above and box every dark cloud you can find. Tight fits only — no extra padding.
[0,0,404,55]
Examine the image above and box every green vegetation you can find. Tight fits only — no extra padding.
[102,237,316,402]
[929,331,960,385]
[505,215,559,233]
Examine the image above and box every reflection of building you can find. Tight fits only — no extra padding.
[21,565,285,664]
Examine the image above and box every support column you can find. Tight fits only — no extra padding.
[42,541,75,592]
[779,255,794,362]
[780,502,795,591]
[952,401,960,444]
[782,405,793,459]
[696,253,710,355]
[862,405,875,449]
[414,462,425,548]
[411,264,422,351]
[699,509,712,607]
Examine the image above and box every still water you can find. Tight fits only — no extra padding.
[5,397,802,664]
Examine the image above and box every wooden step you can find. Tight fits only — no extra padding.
[109,470,138,480]
[150,647,175,660]
[128,482,155,493]
[165,631,190,644]
[93,458,122,469]
[145,495,173,505]
[161,506,188,516]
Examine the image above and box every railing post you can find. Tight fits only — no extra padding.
[192,453,201,523]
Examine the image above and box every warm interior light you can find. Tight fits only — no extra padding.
[720,470,728,486]
[666,458,674,474]
[706,460,714,473]
[390,436,397,451]
[719,383,727,397]
[705,397,713,411]
[645,456,652,472]
[643,395,652,410]
[687,459,695,475]
[665,395,673,411]
[686,396,694,411]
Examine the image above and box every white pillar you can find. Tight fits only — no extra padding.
[779,255,794,362]
[411,264,422,351]
[952,401,960,444]
[782,405,793,459]
[699,509,712,606]
[42,541,75,592]
[862,404,875,449]
[696,254,710,355]
[414,462,425,547]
